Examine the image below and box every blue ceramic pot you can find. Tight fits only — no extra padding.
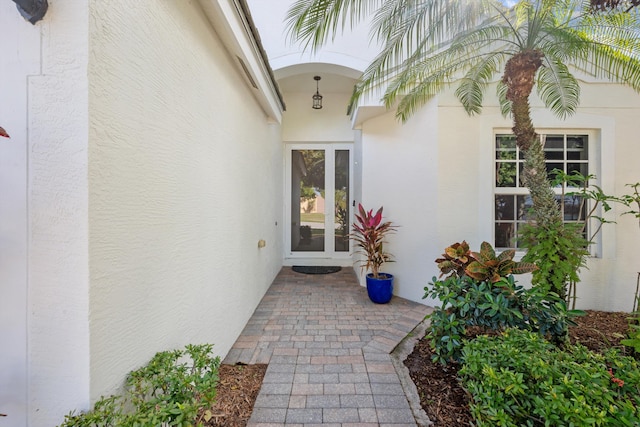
[366,273,394,304]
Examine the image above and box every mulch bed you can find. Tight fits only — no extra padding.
[200,311,634,427]
[403,310,634,426]
[202,364,267,427]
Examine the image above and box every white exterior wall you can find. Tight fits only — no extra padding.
[0,1,93,426]
[29,0,92,423]
[0,3,41,426]
[358,105,440,303]
[1,1,91,425]
[88,0,283,401]
[249,0,640,311]
[2,1,283,425]
[353,84,640,311]
[432,84,640,311]
[282,91,355,142]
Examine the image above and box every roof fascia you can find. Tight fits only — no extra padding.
[198,0,285,123]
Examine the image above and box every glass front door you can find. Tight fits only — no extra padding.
[288,145,352,259]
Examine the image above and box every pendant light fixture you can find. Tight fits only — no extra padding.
[312,76,323,109]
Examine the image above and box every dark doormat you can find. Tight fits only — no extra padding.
[292,266,342,275]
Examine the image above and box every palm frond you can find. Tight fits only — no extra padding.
[288,0,640,123]
[455,52,505,115]
[387,48,507,120]
[496,80,512,117]
[356,23,515,112]
[351,1,503,103]
[536,56,581,118]
[372,0,501,47]
[382,49,463,111]
[573,11,640,91]
[285,0,385,51]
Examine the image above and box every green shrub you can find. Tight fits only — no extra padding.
[59,344,220,427]
[460,329,640,427]
[520,220,587,300]
[621,306,640,357]
[424,274,572,363]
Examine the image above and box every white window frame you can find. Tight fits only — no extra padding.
[492,130,599,252]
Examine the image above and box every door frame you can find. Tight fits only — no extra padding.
[284,142,354,266]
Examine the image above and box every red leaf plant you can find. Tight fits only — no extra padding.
[351,204,397,279]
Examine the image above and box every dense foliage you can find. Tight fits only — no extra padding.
[425,241,573,363]
[460,329,640,426]
[59,344,220,427]
[520,220,587,299]
[425,274,571,363]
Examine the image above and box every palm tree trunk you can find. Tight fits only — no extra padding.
[503,51,562,227]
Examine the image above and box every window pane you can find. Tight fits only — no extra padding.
[496,150,516,161]
[496,195,515,220]
[559,194,586,221]
[495,223,515,248]
[292,149,325,252]
[567,135,588,160]
[496,162,517,187]
[518,163,524,187]
[496,135,516,150]
[544,135,564,152]
[517,195,533,220]
[545,150,564,160]
[546,162,564,179]
[567,162,588,177]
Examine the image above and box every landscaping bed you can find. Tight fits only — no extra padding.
[404,310,635,426]
[202,364,266,427]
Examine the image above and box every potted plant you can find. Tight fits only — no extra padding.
[0,126,9,138]
[352,203,397,303]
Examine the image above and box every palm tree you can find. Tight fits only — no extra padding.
[591,0,640,11]
[286,0,640,228]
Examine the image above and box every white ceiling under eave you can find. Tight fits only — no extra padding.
[198,0,285,122]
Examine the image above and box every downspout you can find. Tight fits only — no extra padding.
[12,0,48,24]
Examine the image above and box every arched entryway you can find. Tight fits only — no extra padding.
[275,64,362,266]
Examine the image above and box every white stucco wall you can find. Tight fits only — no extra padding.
[418,84,639,311]
[282,91,355,142]
[437,83,640,311]
[349,80,640,311]
[24,1,92,426]
[252,0,640,311]
[0,3,39,426]
[88,0,283,402]
[358,104,439,303]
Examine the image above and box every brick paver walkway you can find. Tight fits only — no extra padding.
[223,267,432,427]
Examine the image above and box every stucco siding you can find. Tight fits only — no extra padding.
[349,81,640,311]
[26,1,92,426]
[434,83,640,311]
[359,104,440,303]
[0,3,41,426]
[282,91,354,142]
[88,0,282,401]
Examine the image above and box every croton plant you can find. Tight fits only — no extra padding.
[436,241,538,283]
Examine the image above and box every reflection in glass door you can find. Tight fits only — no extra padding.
[289,146,351,256]
[334,150,350,252]
[291,149,326,252]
